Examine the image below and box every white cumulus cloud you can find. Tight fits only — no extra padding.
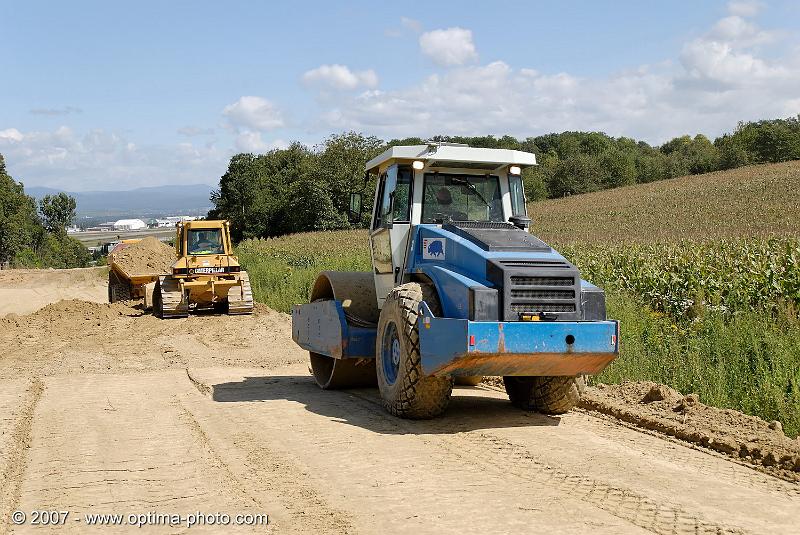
[0,126,228,190]
[234,131,288,153]
[302,64,378,90]
[419,27,478,67]
[311,12,800,144]
[223,96,284,131]
[0,128,25,142]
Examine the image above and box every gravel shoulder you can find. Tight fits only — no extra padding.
[0,268,798,534]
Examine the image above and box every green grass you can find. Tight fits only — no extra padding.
[237,230,370,312]
[601,294,800,437]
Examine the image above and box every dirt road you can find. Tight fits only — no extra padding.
[1,268,798,534]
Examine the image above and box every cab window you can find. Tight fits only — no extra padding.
[421,173,503,223]
[372,173,387,230]
[392,166,413,222]
[187,229,224,255]
[372,165,413,229]
[508,175,527,216]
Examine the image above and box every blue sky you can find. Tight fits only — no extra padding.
[1,0,799,191]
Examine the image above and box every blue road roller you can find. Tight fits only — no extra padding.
[292,143,619,418]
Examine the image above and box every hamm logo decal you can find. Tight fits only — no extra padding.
[422,238,446,260]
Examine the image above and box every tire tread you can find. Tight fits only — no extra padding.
[377,283,452,419]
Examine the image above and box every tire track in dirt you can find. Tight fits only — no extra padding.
[342,390,748,535]
[0,379,44,535]
[187,369,764,534]
[175,400,264,510]
[12,373,281,534]
[570,408,800,495]
[478,383,800,495]
[182,369,356,535]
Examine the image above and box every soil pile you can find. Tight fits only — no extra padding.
[580,381,800,480]
[109,237,175,276]
[0,293,301,379]
[1,299,137,332]
[31,299,137,323]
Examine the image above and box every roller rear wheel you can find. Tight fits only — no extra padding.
[503,376,583,414]
[310,353,376,389]
[306,272,379,389]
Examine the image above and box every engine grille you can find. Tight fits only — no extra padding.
[511,303,576,313]
[510,289,575,300]
[510,276,574,287]
[488,258,581,321]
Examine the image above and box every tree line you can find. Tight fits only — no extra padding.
[2,116,798,266]
[0,154,89,267]
[210,116,800,240]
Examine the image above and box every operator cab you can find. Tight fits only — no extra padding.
[356,143,537,307]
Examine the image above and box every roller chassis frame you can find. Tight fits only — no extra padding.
[291,298,619,378]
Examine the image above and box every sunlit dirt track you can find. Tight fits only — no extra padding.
[1,268,797,534]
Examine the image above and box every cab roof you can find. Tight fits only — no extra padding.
[365,144,537,173]
[181,220,228,229]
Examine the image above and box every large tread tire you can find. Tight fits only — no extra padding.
[108,271,132,303]
[376,283,453,419]
[503,376,582,415]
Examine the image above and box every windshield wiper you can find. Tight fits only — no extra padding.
[451,177,490,208]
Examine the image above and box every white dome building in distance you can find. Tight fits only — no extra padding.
[112,218,147,231]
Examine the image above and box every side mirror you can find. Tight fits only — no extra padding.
[348,193,363,224]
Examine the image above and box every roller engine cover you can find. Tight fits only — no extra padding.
[440,222,592,322]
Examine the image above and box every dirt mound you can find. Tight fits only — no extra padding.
[0,293,303,379]
[30,299,137,323]
[580,381,800,480]
[109,237,175,276]
[1,299,138,330]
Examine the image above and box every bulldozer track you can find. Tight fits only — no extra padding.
[227,272,254,315]
[156,276,189,318]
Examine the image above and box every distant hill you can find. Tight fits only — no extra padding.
[529,161,800,244]
[27,184,215,217]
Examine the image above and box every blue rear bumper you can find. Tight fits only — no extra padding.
[292,300,619,377]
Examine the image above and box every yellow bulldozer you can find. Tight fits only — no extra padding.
[152,220,253,318]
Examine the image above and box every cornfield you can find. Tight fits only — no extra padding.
[559,238,800,320]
